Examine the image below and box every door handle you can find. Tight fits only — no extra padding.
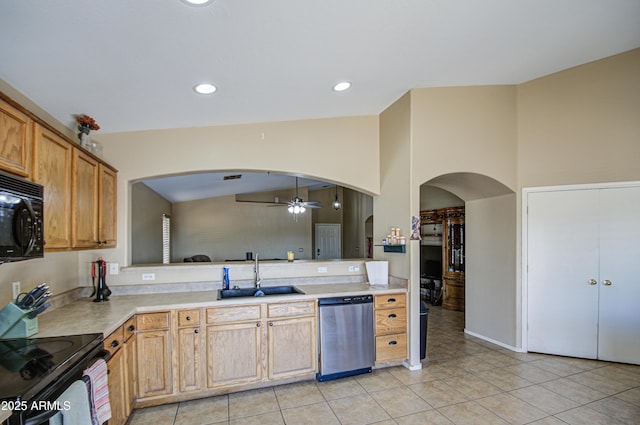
[602,280,612,286]
[588,279,597,285]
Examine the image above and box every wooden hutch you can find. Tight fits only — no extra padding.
[420,206,465,311]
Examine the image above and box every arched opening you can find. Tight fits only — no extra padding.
[419,172,518,349]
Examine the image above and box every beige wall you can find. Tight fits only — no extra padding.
[411,86,518,191]
[172,193,312,262]
[518,49,640,188]
[465,194,517,347]
[131,182,172,264]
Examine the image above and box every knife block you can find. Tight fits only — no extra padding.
[0,302,38,339]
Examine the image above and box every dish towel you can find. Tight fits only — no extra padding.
[53,380,93,424]
[83,359,112,425]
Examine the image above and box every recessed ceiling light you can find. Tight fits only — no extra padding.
[181,0,215,6]
[333,81,352,92]
[194,83,217,94]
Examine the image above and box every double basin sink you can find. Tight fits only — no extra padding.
[217,285,304,300]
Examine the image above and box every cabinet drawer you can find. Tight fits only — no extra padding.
[104,326,124,355]
[375,334,407,363]
[207,305,261,324]
[375,307,407,335]
[374,293,406,309]
[136,312,170,331]
[178,309,201,327]
[123,316,136,342]
[268,301,315,318]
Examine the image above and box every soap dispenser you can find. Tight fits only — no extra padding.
[222,267,230,290]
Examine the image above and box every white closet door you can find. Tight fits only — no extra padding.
[598,186,640,364]
[527,190,600,358]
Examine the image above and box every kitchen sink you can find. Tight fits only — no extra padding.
[217,285,305,300]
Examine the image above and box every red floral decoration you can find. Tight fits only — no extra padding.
[77,114,100,132]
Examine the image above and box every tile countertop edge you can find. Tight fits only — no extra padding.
[35,282,408,338]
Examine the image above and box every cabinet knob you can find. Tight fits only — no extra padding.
[269,322,274,327]
[588,279,597,285]
[388,340,397,346]
[186,316,191,321]
[256,322,261,327]
[110,340,119,348]
[194,329,199,334]
[127,325,135,332]
[388,314,397,319]
[603,280,612,286]
[388,298,396,303]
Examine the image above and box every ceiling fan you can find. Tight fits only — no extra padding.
[284,177,322,214]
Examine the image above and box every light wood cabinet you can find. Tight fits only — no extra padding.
[123,316,137,414]
[206,320,263,388]
[0,97,32,177]
[136,312,172,399]
[32,124,72,249]
[98,164,117,247]
[374,293,408,364]
[206,300,317,388]
[72,149,99,248]
[106,345,127,425]
[1,91,118,252]
[177,309,204,393]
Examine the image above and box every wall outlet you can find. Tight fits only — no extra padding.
[142,273,156,281]
[12,281,21,299]
[317,267,328,273]
[109,263,119,275]
[348,266,360,272]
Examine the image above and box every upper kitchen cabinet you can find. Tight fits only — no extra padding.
[71,150,117,248]
[33,124,73,249]
[1,89,121,252]
[72,149,100,248]
[0,96,32,178]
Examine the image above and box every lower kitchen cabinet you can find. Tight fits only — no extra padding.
[267,316,316,379]
[206,321,263,388]
[177,309,204,392]
[136,312,173,399]
[374,293,408,364]
[123,316,137,413]
[106,347,127,425]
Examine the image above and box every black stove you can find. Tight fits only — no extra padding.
[0,334,104,424]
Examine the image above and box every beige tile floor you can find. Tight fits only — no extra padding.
[128,306,640,425]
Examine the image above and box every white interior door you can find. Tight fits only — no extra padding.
[598,186,640,364]
[315,224,341,259]
[527,190,600,358]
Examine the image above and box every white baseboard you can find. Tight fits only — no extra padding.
[464,329,525,352]
[402,359,423,371]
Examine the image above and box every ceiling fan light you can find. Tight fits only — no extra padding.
[288,205,294,213]
[300,206,306,213]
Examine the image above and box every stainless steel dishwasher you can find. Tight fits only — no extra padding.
[317,295,374,381]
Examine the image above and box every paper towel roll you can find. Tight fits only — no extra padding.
[366,261,389,286]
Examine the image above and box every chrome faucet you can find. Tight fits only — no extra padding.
[254,253,262,288]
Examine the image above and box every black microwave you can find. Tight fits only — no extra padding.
[0,171,44,263]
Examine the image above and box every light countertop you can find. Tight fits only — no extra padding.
[35,282,407,339]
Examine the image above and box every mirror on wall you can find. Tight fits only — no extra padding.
[131,171,373,265]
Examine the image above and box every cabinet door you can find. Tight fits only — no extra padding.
[32,124,72,249]
[527,190,600,358]
[0,98,31,177]
[206,322,262,388]
[107,348,127,425]
[72,149,99,247]
[125,333,137,413]
[598,186,640,364]
[136,330,172,398]
[267,316,317,380]
[178,327,203,392]
[98,164,117,247]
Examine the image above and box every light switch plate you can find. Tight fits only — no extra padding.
[317,267,328,273]
[142,273,156,281]
[12,281,21,299]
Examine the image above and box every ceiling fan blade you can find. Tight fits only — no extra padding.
[304,204,323,209]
